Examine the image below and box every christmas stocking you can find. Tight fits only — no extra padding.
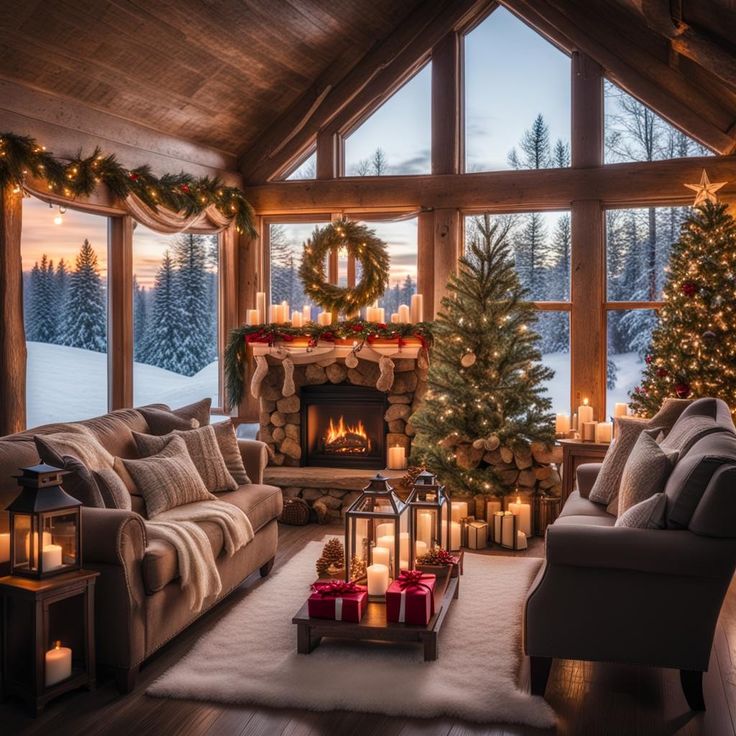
[250,355,268,399]
[418,346,430,371]
[345,348,359,369]
[281,357,295,397]
[376,355,395,392]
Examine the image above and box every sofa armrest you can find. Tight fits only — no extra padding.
[82,507,146,566]
[238,438,269,485]
[545,524,736,579]
[576,463,603,498]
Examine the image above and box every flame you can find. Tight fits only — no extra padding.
[325,416,370,446]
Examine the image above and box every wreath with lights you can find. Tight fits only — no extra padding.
[299,218,390,313]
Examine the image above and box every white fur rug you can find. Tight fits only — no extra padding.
[148,541,556,728]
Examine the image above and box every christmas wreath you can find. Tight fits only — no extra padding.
[299,218,390,313]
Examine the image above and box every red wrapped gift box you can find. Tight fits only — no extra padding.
[308,580,367,623]
[386,570,436,626]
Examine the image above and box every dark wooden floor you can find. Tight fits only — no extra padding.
[3,522,735,736]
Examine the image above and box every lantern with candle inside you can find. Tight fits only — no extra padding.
[406,470,451,567]
[344,473,409,585]
[6,464,82,579]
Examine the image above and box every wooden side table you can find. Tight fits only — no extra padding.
[0,569,99,714]
[559,439,610,503]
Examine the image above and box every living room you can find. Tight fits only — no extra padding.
[1,1,736,734]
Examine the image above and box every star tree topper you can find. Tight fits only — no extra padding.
[685,169,727,206]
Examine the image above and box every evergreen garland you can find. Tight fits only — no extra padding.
[0,132,256,236]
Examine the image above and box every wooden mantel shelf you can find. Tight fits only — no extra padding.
[264,466,407,491]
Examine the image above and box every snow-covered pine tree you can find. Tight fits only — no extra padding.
[55,258,68,332]
[133,277,148,359]
[507,114,551,170]
[539,214,571,354]
[513,213,548,300]
[400,273,415,306]
[60,240,107,352]
[25,255,58,343]
[172,233,214,376]
[410,217,555,497]
[138,252,183,372]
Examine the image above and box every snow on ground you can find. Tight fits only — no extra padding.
[26,342,217,428]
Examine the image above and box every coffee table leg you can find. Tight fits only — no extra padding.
[423,633,438,662]
[297,624,322,654]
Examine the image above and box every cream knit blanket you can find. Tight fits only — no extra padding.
[145,500,255,612]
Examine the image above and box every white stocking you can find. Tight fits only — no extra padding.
[281,357,295,397]
[250,355,268,399]
[345,349,359,369]
[376,355,395,392]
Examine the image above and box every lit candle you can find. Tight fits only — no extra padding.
[493,511,505,544]
[372,546,390,567]
[415,540,428,559]
[582,421,597,442]
[376,522,394,539]
[501,512,516,548]
[291,311,302,328]
[450,521,461,550]
[486,499,502,522]
[45,641,72,687]
[410,293,424,323]
[256,292,267,323]
[595,421,613,444]
[376,307,385,323]
[451,500,468,523]
[281,300,289,322]
[390,312,400,324]
[366,564,389,596]
[25,531,52,560]
[399,532,410,563]
[614,402,628,418]
[317,311,332,326]
[516,530,528,550]
[302,305,312,323]
[398,304,411,323]
[578,398,594,425]
[417,511,433,546]
[555,413,571,435]
[0,532,8,563]
[508,495,532,537]
[42,544,63,571]
[246,309,260,326]
[387,445,406,470]
[376,535,395,564]
[269,303,280,324]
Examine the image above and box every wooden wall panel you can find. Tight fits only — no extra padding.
[417,211,435,319]
[433,209,462,316]
[431,32,463,175]
[571,52,603,168]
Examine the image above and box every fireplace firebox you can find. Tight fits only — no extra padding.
[301,385,387,469]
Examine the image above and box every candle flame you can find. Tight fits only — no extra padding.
[583,398,589,406]
[516,495,521,504]
[54,640,61,649]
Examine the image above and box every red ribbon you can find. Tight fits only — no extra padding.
[397,570,434,593]
[312,580,365,597]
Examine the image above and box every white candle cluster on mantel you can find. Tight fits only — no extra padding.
[555,398,620,444]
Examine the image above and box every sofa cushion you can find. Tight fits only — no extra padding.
[552,514,616,528]
[93,468,132,510]
[664,432,736,529]
[615,492,667,529]
[617,430,678,515]
[212,420,250,485]
[217,484,284,533]
[138,407,198,435]
[689,465,736,538]
[660,397,736,456]
[559,490,611,519]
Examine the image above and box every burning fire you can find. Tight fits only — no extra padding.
[324,416,371,454]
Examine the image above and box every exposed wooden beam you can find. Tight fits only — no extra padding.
[417,211,436,317]
[571,52,603,168]
[316,130,338,180]
[239,0,495,183]
[432,32,463,175]
[243,154,736,214]
[500,0,736,154]
[433,209,462,315]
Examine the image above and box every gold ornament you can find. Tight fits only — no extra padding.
[461,351,477,368]
[685,170,727,206]
[349,555,367,582]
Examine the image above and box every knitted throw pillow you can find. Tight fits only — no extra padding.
[93,468,132,510]
[139,407,199,435]
[121,436,216,518]
[132,424,238,493]
[212,420,250,485]
[615,492,667,529]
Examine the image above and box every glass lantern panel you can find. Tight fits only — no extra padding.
[47,512,78,568]
[13,513,33,571]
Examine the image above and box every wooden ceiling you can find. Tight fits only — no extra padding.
[0,0,422,156]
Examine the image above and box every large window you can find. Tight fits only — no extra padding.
[22,197,109,427]
[285,151,316,180]
[464,212,571,412]
[464,7,570,173]
[132,225,219,409]
[344,65,431,176]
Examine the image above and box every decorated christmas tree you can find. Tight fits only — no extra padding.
[630,195,736,416]
[410,218,556,497]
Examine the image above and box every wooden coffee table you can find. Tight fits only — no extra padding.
[292,567,459,662]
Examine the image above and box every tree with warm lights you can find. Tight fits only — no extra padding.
[410,218,556,498]
[630,199,736,415]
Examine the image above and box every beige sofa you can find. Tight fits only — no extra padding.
[0,407,283,692]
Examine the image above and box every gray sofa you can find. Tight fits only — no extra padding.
[524,398,736,710]
[0,406,283,692]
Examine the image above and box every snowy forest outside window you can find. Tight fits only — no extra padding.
[22,197,109,426]
[464,212,570,413]
[132,225,219,409]
[464,7,570,173]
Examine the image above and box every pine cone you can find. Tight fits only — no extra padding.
[315,555,331,578]
[399,465,425,489]
[321,537,345,567]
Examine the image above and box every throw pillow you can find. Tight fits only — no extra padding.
[51,455,105,508]
[212,420,250,485]
[93,468,132,510]
[113,456,138,495]
[139,407,198,435]
[588,416,648,505]
[121,436,216,518]
[132,424,238,493]
[617,430,678,515]
[172,398,212,427]
[615,492,667,529]
[34,428,114,470]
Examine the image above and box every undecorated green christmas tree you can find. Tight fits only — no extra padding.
[630,200,736,415]
[410,218,556,498]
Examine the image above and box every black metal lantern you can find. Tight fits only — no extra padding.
[7,465,82,579]
[344,473,409,583]
[407,470,452,567]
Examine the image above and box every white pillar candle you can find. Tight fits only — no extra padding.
[269,303,280,323]
[25,531,52,560]
[376,522,394,539]
[45,641,72,687]
[366,564,389,596]
[390,312,400,324]
[486,500,502,522]
[582,421,597,442]
[398,304,411,323]
[450,521,462,550]
[387,445,406,470]
[417,511,433,546]
[365,307,374,321]
[516,530,528,550]
[555,413,571,434]
[317,311,332,326]
[578,399,594,425]
[376,535,395,564]
[372,545,390,567]
[410,293,424,323]
[0,532,9,563]
[281,300,289,322]
[595,421,613,444]
[302,305,311,323]
[246,309,260,326]
[376,308,385,323]
[291,311,302,328]
[42,544,63,571]
[508,495,532,537]
[399,532,410,563]
[614,402,628,418]
[572,413,578,431]
[451,501,468,523]
[415,540,428,559]
[256,292,267,323]
[493,511,504,543]
[501,512,516,548]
